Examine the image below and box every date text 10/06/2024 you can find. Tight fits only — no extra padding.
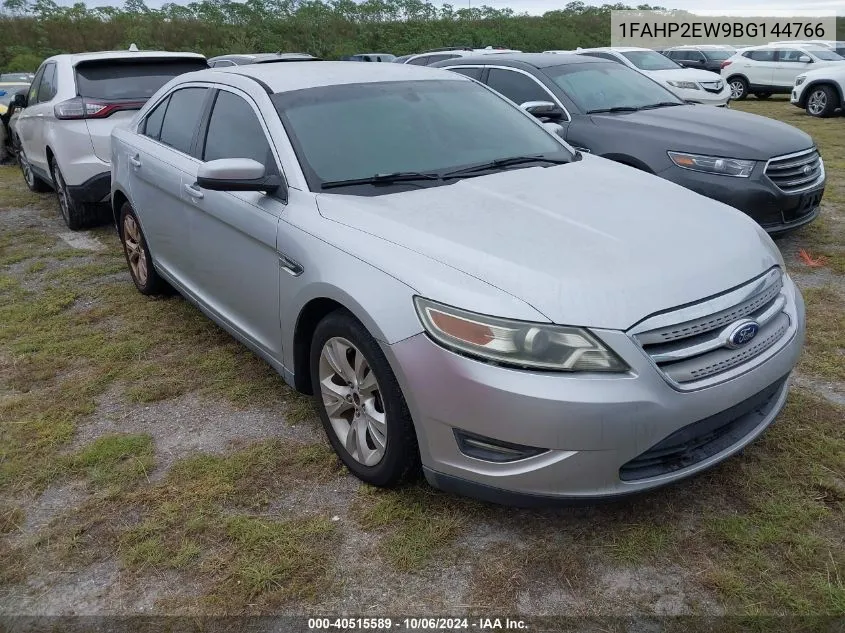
[307,617,530,630]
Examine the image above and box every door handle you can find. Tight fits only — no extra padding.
[129,155,141,168]
[184,183,204,199]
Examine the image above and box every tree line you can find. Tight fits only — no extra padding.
[0,0,843,72]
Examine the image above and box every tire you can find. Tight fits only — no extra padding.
[17,145,51,193]
[118,202,169,295]
[310,310,419,487]
[805,85,838,118]
[754,92,772,100]
[50,157,100,230]
[728,76,748,101]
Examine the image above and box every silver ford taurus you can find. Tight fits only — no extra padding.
[110,62,805,505]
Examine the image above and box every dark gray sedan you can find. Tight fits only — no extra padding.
[432,53,825,235]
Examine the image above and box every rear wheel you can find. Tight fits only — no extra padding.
[18,146,50,192]
[310,310,419,487]
[119,202,169,295]
[806,85,838,118]
[50,157,100,230]
[728,77,748,101]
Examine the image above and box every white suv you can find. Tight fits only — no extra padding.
[400,47,521,66]
[791,65,845,117]
[13,50,207,229]
[721,44,845,101]
[562,47,730,106]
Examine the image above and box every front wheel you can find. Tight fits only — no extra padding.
[728,77,748,101]
[806,86,838,118]
[310,311,419,487]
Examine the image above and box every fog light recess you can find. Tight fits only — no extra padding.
[453,429,548,463]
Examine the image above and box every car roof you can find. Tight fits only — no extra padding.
[45,50,206,65]
[209,52,315,63]
[667,44,734,50]
[575,47,650,53]
[434,52,605,68]
[207,60,466,92]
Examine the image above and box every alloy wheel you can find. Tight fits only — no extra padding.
[807,90,827,116]
[53,163,71,224]
[123,214,148,285]
[319,336,387,467]
[729,80,745,100]
[19,151,34,188]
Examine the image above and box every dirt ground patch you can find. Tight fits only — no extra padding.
[1,98,844,621]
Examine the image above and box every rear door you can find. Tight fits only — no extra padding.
[74,58,209,165]
[15,63,54,176]
[127,86,210,287]
[185,88,284,357]
[743,49,776,87]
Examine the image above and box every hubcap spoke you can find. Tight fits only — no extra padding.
[319,336,388,466]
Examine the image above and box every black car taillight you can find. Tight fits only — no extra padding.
[54,97,146,120]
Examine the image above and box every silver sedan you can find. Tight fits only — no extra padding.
[110,62,804,505]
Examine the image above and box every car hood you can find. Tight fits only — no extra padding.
[588,105,813,160]
[801,65,845,81]
[647,67,722,81]
[315,157,781,330]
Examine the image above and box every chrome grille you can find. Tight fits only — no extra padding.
[630,269,791,388]
[765,148,823,193]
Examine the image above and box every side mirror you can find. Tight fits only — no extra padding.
[520,100,564,120]
[196,158,283,193]
[798,55,812,63]
[12,92,27,108]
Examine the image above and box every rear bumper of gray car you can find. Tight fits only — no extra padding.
[383,277,804,504]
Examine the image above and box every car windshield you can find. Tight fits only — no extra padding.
[272,79,572,192]
[807,48,844,61]
[704,50,733,61]
[621,50,681,70]
[75,59,208,100]
[545,62,683,113]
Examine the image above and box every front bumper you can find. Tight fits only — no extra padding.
[383,278,804,504]
[657,163,823,235]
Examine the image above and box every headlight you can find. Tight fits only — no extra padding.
[668,151,755,178]
[667,80,700,90]
[795,75,807,86]
[414,297,629,372]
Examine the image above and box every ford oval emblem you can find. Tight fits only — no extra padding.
[727,321,760,349]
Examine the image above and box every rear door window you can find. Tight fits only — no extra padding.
[75,59,208,100]
[748,49,776,62]
[158,87,208,154]
[449,66,483,80]
[27,65,45,104]
[37,63,57,102]
[142,96,169,140]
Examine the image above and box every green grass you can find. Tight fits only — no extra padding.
[801,286,845,382]
[0,166,55,210]
[351,484,474,571]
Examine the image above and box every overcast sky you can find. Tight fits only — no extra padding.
[55,0,844,16]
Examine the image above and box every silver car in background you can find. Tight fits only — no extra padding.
[110,62,804,505]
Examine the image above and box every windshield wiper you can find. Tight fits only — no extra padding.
[441,155,570,178]
[321,171,440,190]
[586,106,641,114]
[640,101,684,110]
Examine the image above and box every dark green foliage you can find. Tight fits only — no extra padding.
[0,1,658,67]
